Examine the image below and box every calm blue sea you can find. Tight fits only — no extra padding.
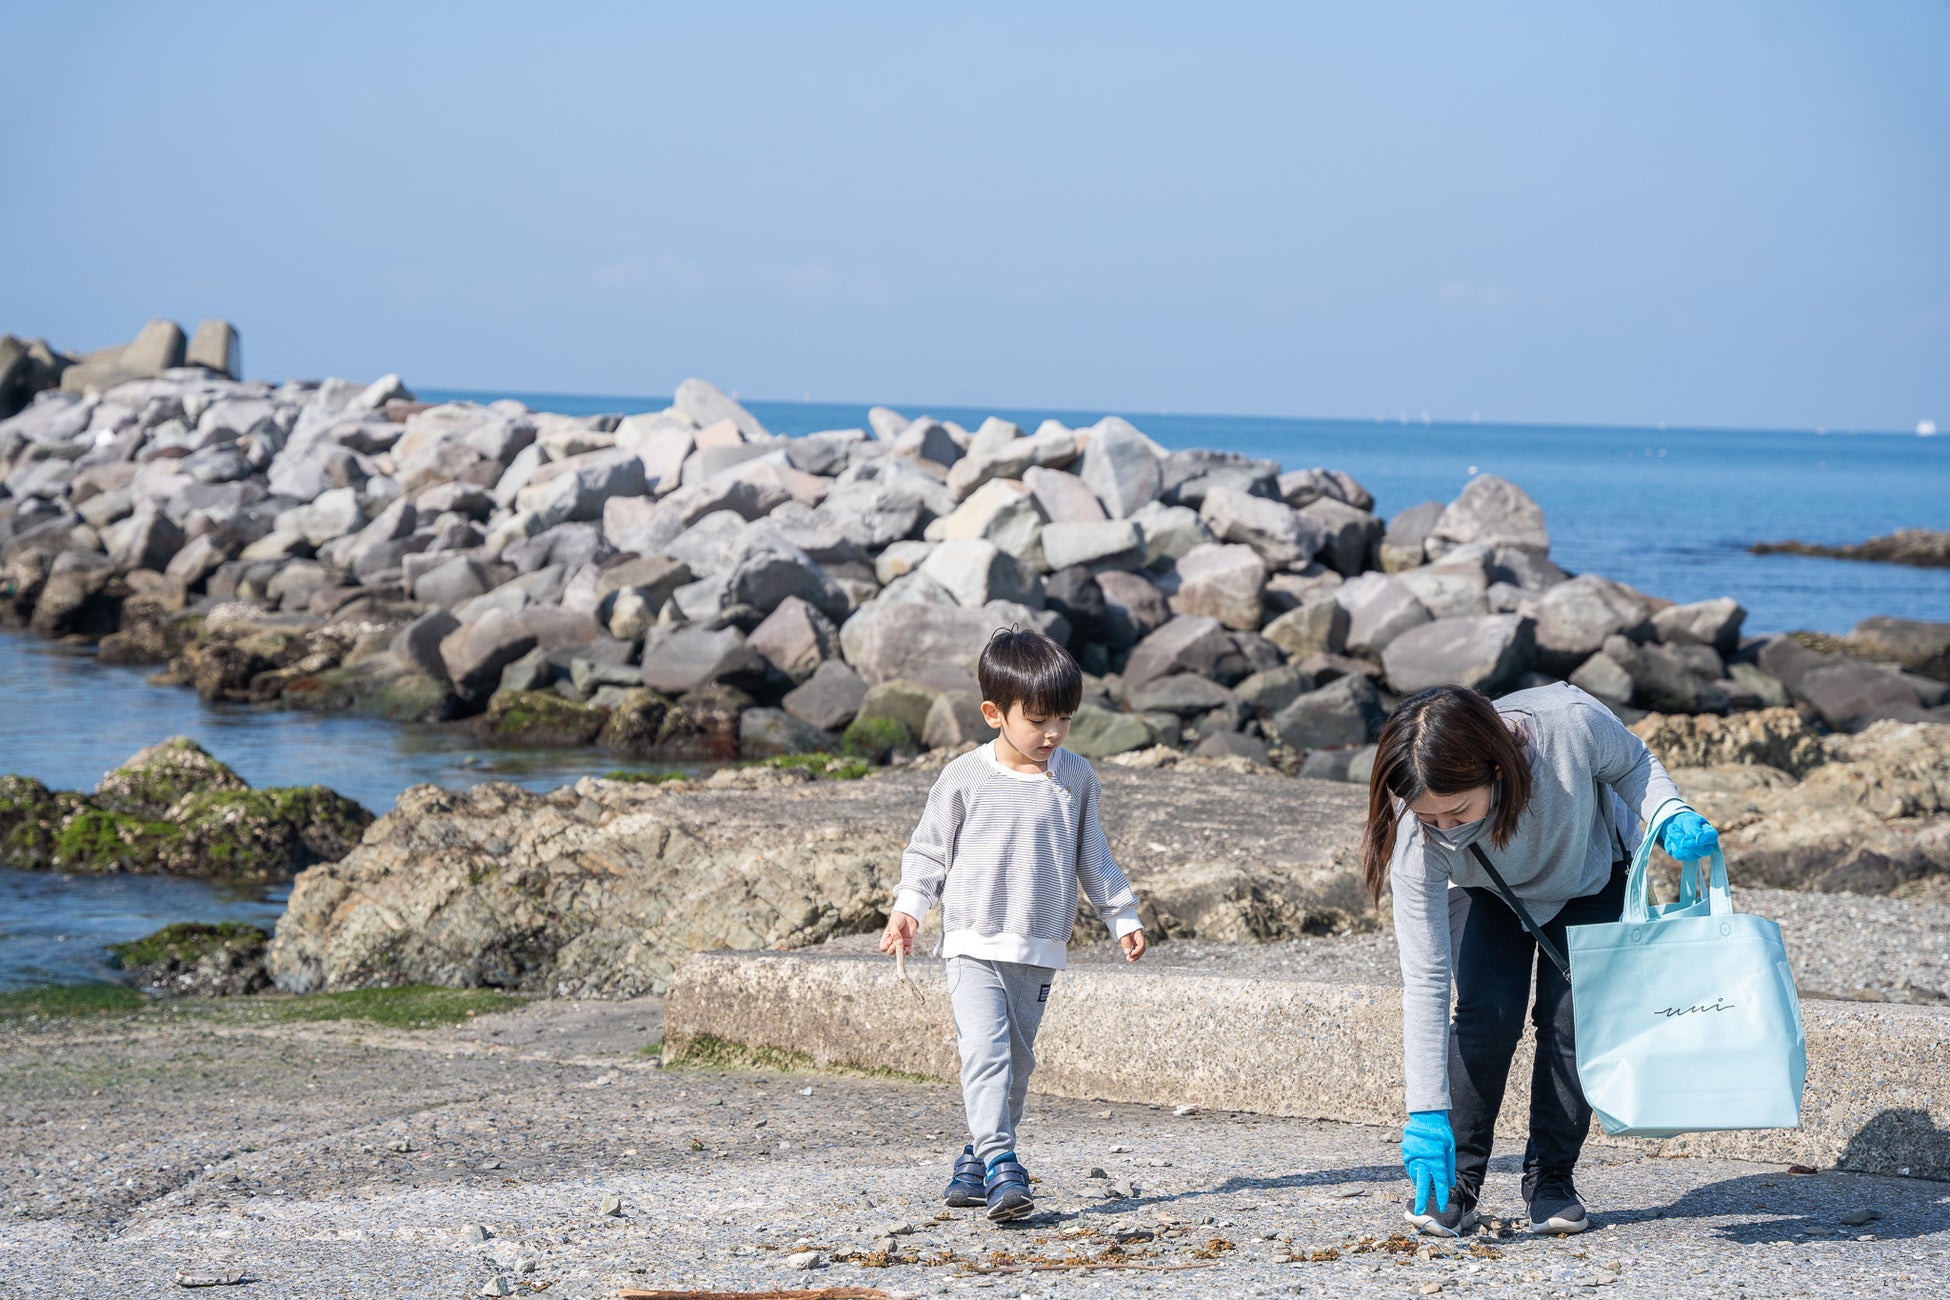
[3,392,1945,989]
[430,390,1950,638]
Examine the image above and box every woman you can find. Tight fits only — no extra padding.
[1366,682,1720,1238]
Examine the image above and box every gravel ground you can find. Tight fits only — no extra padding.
[823,886,1950,1004]
[3,997,1945,1298]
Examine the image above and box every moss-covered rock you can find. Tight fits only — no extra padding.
[94,736,248,817]
[0,738,373,879]
[481,689,608,747]
[107,921,270,997]
[840,714,915,764]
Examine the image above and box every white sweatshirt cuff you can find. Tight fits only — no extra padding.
[891,889,934,923]
[1107,906,1143,940]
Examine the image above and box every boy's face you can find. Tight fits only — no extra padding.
[980,699,1071,764]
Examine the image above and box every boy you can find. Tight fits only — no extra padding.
[879,627,1146,1222]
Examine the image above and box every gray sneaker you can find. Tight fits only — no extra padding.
[1404,1185,1479,1238]
[1523,1172,1589,1235]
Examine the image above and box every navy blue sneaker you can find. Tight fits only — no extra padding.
[983,1151,1034,1222]
[945,1145,985,1207]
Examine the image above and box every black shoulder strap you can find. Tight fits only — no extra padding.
[1466,843,1572,982]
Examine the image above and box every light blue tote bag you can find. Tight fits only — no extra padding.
[1565,799,1806,1138]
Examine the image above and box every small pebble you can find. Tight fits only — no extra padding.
[1420,1285,1442,1296]
[875,1235,898,1254]
[599,1195,624,1217]
[885,1221,914,1236]
[387,1138,412,1153]
[479,1159,502,1170]
[1840,1208,1880,1226]
[1108,1144,1132,1154]
[786,1249,823,1270]
[516,1259,537,1274]
[479,1279,513,1298]
[1095,1110,1113,1119]
[460,1224,491,1244]
[1173,1104,1201,1117]
[175,1271,247,1289]
[1086,1166,1108,1179]
[1146,1157,1172,1167]
[798,1086,813,1095]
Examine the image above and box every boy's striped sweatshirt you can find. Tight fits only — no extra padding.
[891,742,1142,969]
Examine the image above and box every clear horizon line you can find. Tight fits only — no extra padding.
[413,382,1932,442]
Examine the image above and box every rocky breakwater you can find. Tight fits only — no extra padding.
[0,736,370,879]
[267,757,1371,998]
[3,316,1948,775]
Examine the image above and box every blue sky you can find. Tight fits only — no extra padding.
[3,2,1944,431]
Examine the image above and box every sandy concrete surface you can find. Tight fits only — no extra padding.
[3,996,1947,1298]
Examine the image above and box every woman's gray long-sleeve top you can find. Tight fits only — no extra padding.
[1390,683,1686,1112]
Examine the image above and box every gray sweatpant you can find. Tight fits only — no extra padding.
[946,956,1057,1166]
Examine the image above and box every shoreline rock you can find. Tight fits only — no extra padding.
[0,737,371,880]
[1,317,1944,792]
[1751,528,1950,570]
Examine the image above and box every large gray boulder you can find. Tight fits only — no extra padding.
[412,556,493,608]
[945,426,1080,499]
[1268,674,1386,751]
[1532,574,1654,674]
[1756,636,1939,732]
[814,480,925,550]
[746,595,840,682]
[1077,418,1162,518]
[1128,501,1214,562]
[724,532,851,622]
[1095,569,1171,649]
[1652,597,1746,658]
[838,598,1057,684]
[1041,519,1143,571]
[1335,572,1432,657]
[1604,634,1727,715]
[1065,702,1154,759]
[938,480,1048,571]
[1166,543,1267,631]
[1381,614,1536,695]
[1278,468,1373,511]
[1301,498,1383,577]
[781,658,868,731]
[1200,486,1323,570]
[1568,650,1634,707]
[391,609,461,683]
[439,608,540,702]
[1159,449,1280,507]
[1023,466,1106,524]
[893,418,963,468]
[673,378,767,442]
[1846,617,1950,683]
[1263,597,1350,660]
[738,708,833,759]
[641,625,766,695]
[105,507,184,572]
[1427,475,1550,557]
[515,449,647,529]
[1394,557,1491,621]
[919,539,1042,609]
[1122,615,1242,688]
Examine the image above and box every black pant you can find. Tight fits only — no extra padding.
[1447,861,1626,1201]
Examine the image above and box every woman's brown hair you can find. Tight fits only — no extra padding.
[1362,685,1533,903]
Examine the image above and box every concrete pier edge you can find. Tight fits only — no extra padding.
[666,948,1950,1181]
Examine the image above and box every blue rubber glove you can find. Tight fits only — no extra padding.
[1401,1110,1456,1214]
[1661,811,1720,861]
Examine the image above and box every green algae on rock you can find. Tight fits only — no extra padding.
[107,921,271,998]
[480,688,608,747]
[0,737,372,879]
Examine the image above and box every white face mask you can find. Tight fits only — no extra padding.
[1417,785,1499,852]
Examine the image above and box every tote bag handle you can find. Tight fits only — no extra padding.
[1624,797,1730,924]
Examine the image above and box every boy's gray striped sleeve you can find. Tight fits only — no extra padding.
[1077,767,1143,936]
[892,773,961,920]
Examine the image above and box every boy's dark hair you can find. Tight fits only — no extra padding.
[978,627,1083,717]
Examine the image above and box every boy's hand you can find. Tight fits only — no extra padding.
[1120,929,1146,962]
[880,910,919,956]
